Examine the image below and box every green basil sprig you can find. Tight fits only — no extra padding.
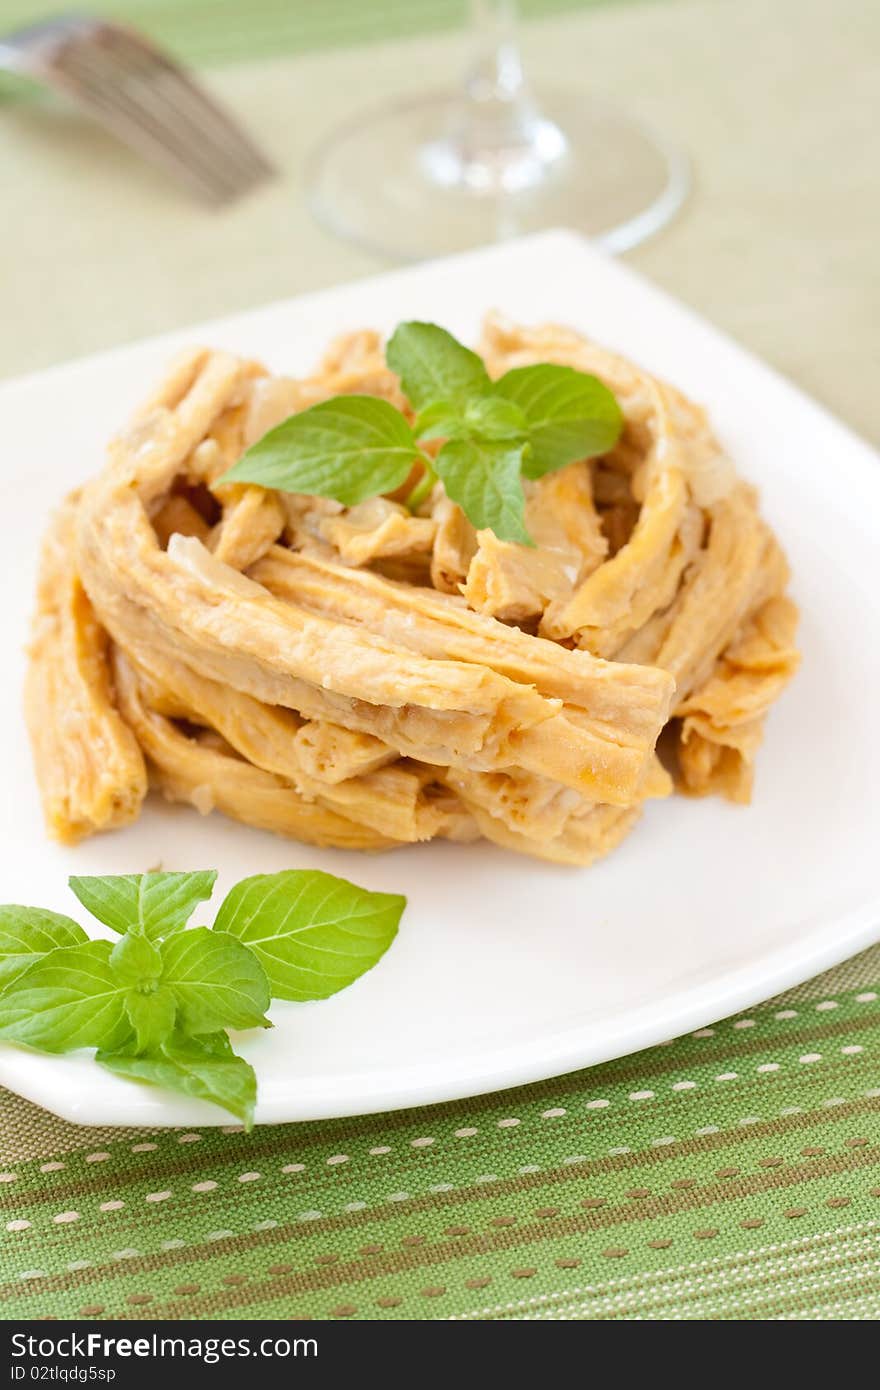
[214,870,405,1002]
[221,321,622,544]
[0,870,405,1128]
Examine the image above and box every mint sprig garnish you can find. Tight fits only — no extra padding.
[69,870,217,939]
[494,363,625,479]
[226,396,425,508]
[386,320,491,409]
[435,438,532,545]
[221,320,622,544]
[159,928,271,1035]
[0,906,87,989]
[0,870,406,1127]
[97,1032,257,1130]
[213,869,404,1002]
[0,940,133,1053]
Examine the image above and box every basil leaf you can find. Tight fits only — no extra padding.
[124,988,176,1053]
[159,928,270,1034]
[435,438,532,545]
[109,933,162,985]
[416,397,526,448]
[213,870,405,1002]
[462,396,527,441]
[97,1031,257,1130]
[68,876,140,935]
[413,400,464,442]
[386,322,491,411]
[220,396,419,506]
[0,907,87,991]
[0,942,131,1053]
[494,363,623,478]
[68,871,217,940]
[414,397,525,444]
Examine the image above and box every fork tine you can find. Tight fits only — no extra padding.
[54,37,246,202]
[69,31,263,199]
[54,66,229,201]
[100,26,276,185]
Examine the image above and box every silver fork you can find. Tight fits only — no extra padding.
[0,14,275,203]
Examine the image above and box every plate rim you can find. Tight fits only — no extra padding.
[1,896,878,1127]
[2,228,879,1127]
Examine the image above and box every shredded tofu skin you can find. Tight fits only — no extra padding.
[26,316,799,864]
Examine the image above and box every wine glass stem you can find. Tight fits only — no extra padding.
[459,0,543,158]
[421,0,566,195]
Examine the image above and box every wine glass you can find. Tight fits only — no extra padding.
[306,0,689,261]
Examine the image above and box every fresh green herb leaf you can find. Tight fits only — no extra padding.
[494,363,623,478]
[1,867,407,1125]
[414,397,525,444]
[108,934,175,1050]
[413,400,464,442]
[219,397,420,506]
[461,395,527,441]
[204,324,624,542]
[97,1031,257,1129]
[386,321,491,412]
[68,871,217,940]
[0,941,131,1053]
[434,438,532,545]
[109,931,163,985]
[413,396,525,445]
[124,988,176,1053]
[0,907,87,991]
[213,870,405,1002]
[159,928,271,1034]
[109,935,174,1051]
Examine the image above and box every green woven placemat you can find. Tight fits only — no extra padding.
[1,943,878,1320]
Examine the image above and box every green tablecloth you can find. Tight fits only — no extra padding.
[0,1,632,67]
[2,947,879,1320]
[1,0,878,1321]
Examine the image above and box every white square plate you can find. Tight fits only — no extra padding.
[1,230,878,1127]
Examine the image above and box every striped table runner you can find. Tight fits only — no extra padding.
[1,944,878,1319]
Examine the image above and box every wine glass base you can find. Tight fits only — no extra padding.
[306,90,690,262]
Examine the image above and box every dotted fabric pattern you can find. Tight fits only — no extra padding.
[0,945,878,1321]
